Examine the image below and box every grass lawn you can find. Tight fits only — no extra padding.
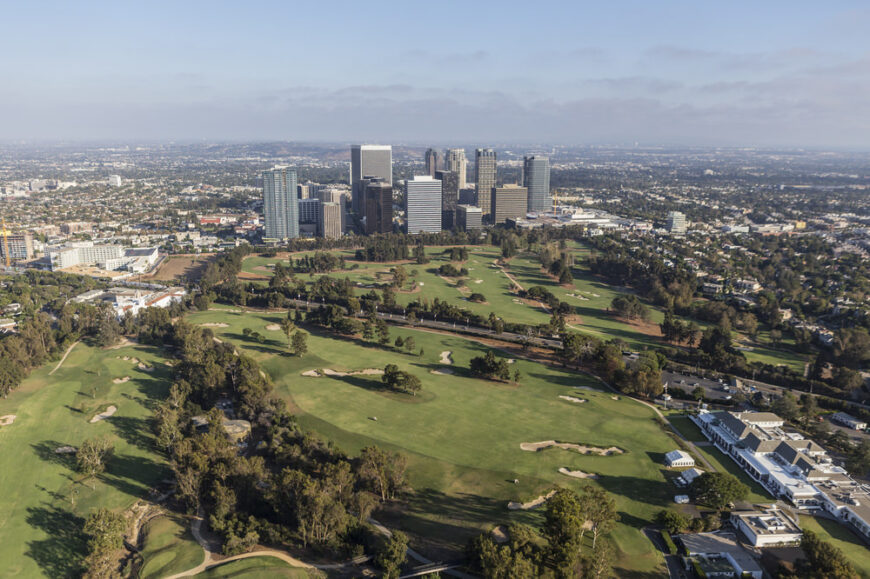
[799,515,870,578]
[692,445,772,504]
[198,558,320,578]
[668,415,708,443]
[139,513,204,579]
[186,308,684,576]
[0,342,172,578]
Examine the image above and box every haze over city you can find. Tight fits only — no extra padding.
[3,0,870,147]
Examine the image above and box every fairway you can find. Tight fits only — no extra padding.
[800,515,870,578]
[197,557,319,578]
[187,308,684,575]
[139,513,204,579]
[0,342,172,577]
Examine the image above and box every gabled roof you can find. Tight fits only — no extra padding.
[743,431,779,454]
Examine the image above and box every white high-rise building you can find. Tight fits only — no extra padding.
[666,211,687,235]
[350,145,392,214]
[404,176,442,234]
[263,167,299,239]
[445,148,468,189]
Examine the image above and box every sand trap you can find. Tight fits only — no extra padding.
[506,359,515,364]
[611,395,620,400]
[474,279,483,284]
[113,376,130,384]
[122,356,130,361]
[55,446,77,454]
[430,368,454,375]
[308,368,385,377]
[520,441,624,456]
[508,490,557,511]
[491,525,509,543]
[558,467,599,479]
[559,395,587,404]
[129,358,139,365]
[90,406,117,423]
[265,324,281,331]
[0,415,16,426]
[199,323,229,328]
[137,363,154,372]
[574,386,598,392]
[439,351,453,365]
[301,370,321,377]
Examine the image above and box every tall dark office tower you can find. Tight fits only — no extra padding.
[350,145,392,214]
[491,184,528,224]
[424,148,440,177]
[475,148,497,217]
[523,155,551,213]
[445,148,467,189]
[364,180,393,235]
[262,167,299,239]
[435,169,459,229]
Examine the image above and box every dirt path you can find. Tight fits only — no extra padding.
[49,341,80,376]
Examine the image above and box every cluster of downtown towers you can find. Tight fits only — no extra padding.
[262,145,551,240]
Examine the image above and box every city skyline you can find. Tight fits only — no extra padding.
[1,2,869,148]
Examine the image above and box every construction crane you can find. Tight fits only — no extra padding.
[1,218,10,268]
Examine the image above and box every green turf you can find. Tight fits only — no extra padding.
[0,342,172,578]
[800,515,870,578]
[139,513,204,579]
[197,557,319,578]
[668,415,708,443]
[186,308,683,576]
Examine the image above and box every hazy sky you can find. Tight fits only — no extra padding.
[3,1,870,148]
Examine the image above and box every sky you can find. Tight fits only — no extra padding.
[2,1,870,148]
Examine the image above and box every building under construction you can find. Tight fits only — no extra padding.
[0,230,34,264]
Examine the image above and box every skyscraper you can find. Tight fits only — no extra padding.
[491,184,527,224]
[456,205,482,231]
[435,169,459,229]
[475,148,497,216]
[320,202,342,239]
[445,148,467,189]
[425,148,440,177]
[523,155,551,213]
[262,167,299,239]
[364,180,393,235]
[405,176,442,234]
[351,145,392,214]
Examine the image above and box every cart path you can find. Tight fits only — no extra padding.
[48,340,80,375]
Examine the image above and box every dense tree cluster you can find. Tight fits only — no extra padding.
[469,351,511,382]
[438,263,468,277]
[609,294,650,322]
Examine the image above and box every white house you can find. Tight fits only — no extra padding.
[665,450,695,468]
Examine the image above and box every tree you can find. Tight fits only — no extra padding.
[403,336,416,354]
[359,446,406,501]
[655,509,690,534]
[469,351,510,381]
[583,485,618,549]
[391,264,408,288]
[77,437,114,485]
[377,319,390,345]
[544,487,588,568]
[291,331,308,356]
[280,318,296,351]
[375,530,408,578]
[769,328,782,348]
[513,369,521,383]
[582,539,615,579]
[692,386,705,402]
[795,529,858,579]
[82,507,126,578]
[382,364,422,396]
[772,391,800,422]
[689,472,748,509]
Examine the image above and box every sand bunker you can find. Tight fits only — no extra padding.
[0,415,16,426]
[491,525,509,543]
[129,358,140,365]
[611,395,620,400]
[55,446,77,454]
[113,376,130,384]
[199,323,229,328]
[559,395,587,404]
[265,324,281,331]
[520,441,624,456]
[506,359,515,364]
[137,363,154,372]
[474,279,483,284]
[439,351,453,365]
[574,386,598,392]
[430,368,454,375]
[90,406,117,423]
[303,368,384,378]
[558,467,599,479]
[508,490,557,511]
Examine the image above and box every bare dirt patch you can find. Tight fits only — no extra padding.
[520,441,624,456]
[113,376,131,384]
[143,254,216,282]
[558,467,599,479]
[508,490,557,511]
[90,405,117,423]
[559,395,587,404]
[0,414,16,426]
